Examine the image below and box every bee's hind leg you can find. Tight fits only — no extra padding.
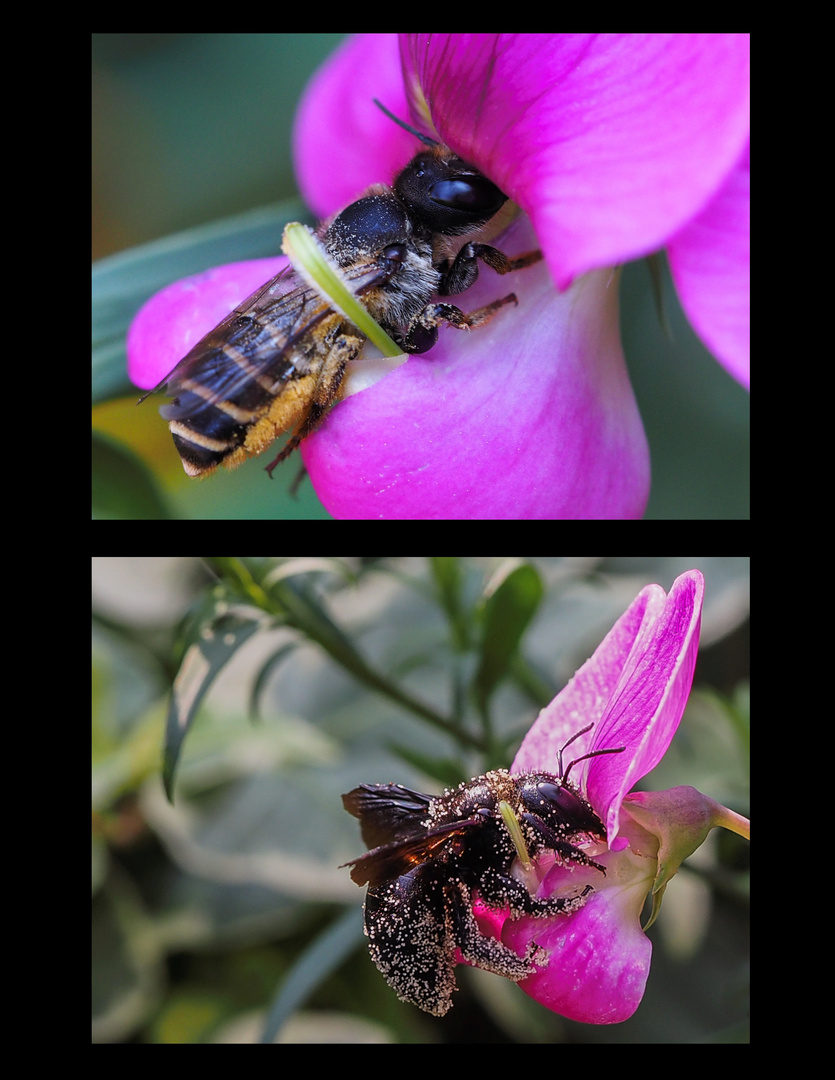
[264,333,359,477]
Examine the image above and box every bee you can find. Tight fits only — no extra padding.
[141,101,542,479]
[341,725,624,1016]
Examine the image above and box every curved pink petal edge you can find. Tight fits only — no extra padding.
[400,35,749,285]
[667,139,750,387]
[293,33,414,220]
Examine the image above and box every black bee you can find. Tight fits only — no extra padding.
[141,101,541,479]
[342,726,623,1016]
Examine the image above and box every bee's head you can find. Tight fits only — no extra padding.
[375,99,508,237]
[394,149,508,237]
[517,773,606,839]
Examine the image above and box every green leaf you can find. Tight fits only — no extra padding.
[210,559,368,673]
[473,561,544,714]
[249,642,300,722]
[260,907,364,1043]
[92,199,310,407]
[92,201,335,520]
[163,585,267,800]
[199,558,480,749]
[429,557,470,650]
[92,431,172,520]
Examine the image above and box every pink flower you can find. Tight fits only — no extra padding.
[492,569,713,1023]
[129,35,749,519]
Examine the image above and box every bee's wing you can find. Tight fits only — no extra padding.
[151,258,394,423]
[154,264,323,421]
[342,783,435,847]
[343,817,483,888]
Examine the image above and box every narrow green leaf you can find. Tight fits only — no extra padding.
[249,642,300,722]
[429,557,469,650]
[93,199,310,406]
[260,907,364,1043]
[474,562,544,714]
[163,587,266,800]
[201,558,482,748]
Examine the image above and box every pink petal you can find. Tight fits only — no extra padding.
[293,34,412,219]
[399,34,751,288]
[668,139,750,387]
[504,851,654,1024]
[512,570,704,844]
[127,258,285,389]
[302,223,649,519]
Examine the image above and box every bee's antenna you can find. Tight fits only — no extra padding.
[373,99,439,148]
[558,723,625,785]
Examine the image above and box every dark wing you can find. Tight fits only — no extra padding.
[151,257,394,423]
[343,818,483,888]
[342,782,434,847]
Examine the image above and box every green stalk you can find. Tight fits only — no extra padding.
[282,223,403,357]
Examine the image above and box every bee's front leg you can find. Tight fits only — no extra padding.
[398,295,519,354]
[445,881,541,981]
[438,244,543,295]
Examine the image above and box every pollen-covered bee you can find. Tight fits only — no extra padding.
[142,102,542,478]
[341,725,624,1016]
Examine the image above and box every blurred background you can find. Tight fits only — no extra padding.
[93,34,346,259]
[92,35,749,519]
[92,556,749,1042]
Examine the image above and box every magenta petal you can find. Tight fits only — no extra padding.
[302,226,649,519]
[512,570,704,842]
[127,258,285,389]
[668,139,750,388]
[400,35,750,288]
[503,855,653,1024]
[293,34,411,218]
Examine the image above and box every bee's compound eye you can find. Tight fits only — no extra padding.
[382,243,407,262]
[536,782,563,804]
[429,176,506,217]
[534,781,587,819]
